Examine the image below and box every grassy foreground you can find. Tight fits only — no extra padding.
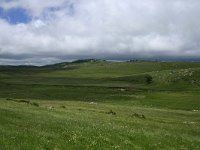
[1,99,200,150]
[0,60,200,149]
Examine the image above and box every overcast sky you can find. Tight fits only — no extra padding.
[0,0,200,65]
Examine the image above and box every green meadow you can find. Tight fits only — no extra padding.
[0,60,200,149]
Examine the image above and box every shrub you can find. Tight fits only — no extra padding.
[18,100,30,104]
[6,98,13,101]
[106,110,116,115]
[131,113,146,119]
[60,105,66,109]
[31,102,39,107]
[145,74,153,84]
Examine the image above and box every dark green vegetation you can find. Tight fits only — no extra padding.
[0,60,200,149]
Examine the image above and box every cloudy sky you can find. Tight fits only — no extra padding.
[0,0,200,65]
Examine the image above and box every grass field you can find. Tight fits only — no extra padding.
[0,60,200,149]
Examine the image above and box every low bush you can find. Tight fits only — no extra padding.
[131,113,146,119]
[106,110,116,115]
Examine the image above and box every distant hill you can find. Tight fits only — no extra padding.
[0,60,200,87]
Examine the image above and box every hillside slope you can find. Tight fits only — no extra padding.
[0,60,200,149]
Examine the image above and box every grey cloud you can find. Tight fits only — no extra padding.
[0,0,200,65]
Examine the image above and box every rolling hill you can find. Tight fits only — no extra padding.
[0,60,200,149]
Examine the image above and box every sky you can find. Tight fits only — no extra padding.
[0,0,200,65]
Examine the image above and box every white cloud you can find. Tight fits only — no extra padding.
[0,0,200,65]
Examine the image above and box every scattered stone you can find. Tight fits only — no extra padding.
[120,88,126,92]
[89,102,97,105]
[48,106,55,110]
[192,110,200,112]
[183,121,196,124]
[191,80,196,85]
